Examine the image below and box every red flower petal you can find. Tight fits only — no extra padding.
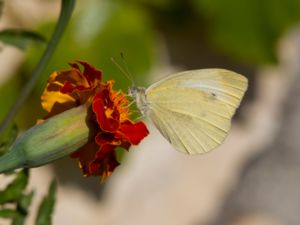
[60,82,86,93]
[68,62,80,70]
[77,61,102,85]
[92,92,120,132]
[70,141,99,176]
[117,121,149,145]
[95,132,121,146]
[89,144,120,177]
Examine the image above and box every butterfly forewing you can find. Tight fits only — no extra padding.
[145,69,248,154]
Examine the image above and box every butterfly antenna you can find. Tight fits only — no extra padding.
[110,56,135,86]
[120,53,135,85]
[126,99,136,108]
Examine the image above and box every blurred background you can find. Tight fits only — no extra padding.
[1,0,300,224]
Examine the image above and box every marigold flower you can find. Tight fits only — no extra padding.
[41,61,149,180]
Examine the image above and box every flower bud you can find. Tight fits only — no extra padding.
[0,105,90,173]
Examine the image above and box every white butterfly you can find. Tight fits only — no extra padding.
[129,69,248,154]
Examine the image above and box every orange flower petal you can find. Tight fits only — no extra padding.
[41,71,76,115]
[41,62,103,116]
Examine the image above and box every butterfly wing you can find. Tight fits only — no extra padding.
[145,69,248,154]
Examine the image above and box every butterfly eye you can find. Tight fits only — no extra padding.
[128,87,136,97]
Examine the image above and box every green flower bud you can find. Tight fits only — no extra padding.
[0,105,90,173]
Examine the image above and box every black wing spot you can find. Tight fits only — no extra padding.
[209,92,217,100]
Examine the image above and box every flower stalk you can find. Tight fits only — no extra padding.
[0,0,76,136]
[0,105,90,173]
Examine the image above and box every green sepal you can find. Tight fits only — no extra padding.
[0,105,90,173]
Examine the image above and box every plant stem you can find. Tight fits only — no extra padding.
[0,0,76,136]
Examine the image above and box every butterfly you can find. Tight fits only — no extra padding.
[128,69,248,154]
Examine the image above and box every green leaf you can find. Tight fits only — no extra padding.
[11,213,26,225]
[0,208,18,218]
[0,29,46,50]
[17,191,34,214]
[0,169,29,204]
[35,180,57,225]
[0,172,32,225]
[10,191,35,225]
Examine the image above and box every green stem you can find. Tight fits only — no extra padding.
[0,0,76,136]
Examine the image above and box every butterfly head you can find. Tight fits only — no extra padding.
[128,86,148,115]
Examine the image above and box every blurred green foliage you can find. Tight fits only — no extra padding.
[11,191,34,225]
[0,77,20,121]
[131,0,300,65]
[0,170,57,225]
[0,123,18,155]
[0,170,28,204]
[192,0,300,64]
[24,1,154,92]
[36,180,57,225]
